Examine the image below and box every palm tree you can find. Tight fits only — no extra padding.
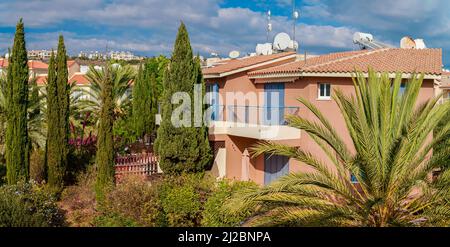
[230,70,450,227]
[77,64,135,124]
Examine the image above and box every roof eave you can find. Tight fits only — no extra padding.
[249,71,441,80]
[202,53,297,79]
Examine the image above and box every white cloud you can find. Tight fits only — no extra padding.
[0,0,447,66]
[0,0,358,58]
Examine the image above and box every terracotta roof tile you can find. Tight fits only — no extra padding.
[0,59,48,69]
[36,75,47,85]
[67,60,76,67]
[249,48,442,76]
[28,60,48,69]
[203,52,296,75]
[69,73,90,85]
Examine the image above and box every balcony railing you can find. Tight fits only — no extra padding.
[210,105,299,126]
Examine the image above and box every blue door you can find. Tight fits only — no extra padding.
[264,154,289,185]
[264,83,285,125]
[207,83,220,120]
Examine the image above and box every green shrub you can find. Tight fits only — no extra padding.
[95,175,162,227]
[202,180,257,227]
[0,182,66,227]
[157,173,213,227]
[94,213,139,227]
[93,173,214,227]
[161,185,201,226]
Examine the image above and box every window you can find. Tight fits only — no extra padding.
[318,83,331,99]
[399,82,406,96]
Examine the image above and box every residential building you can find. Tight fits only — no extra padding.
[78,51,108,60]
[438,71,450,102]
[28,49,56,60]
[109,51,142,61]
[202,48,443,185]
[0,58,48,76]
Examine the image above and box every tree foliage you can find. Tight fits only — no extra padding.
[5,19,29,184]
[154,22,212,174]
[46,35,70,190]
[94,64,117,200]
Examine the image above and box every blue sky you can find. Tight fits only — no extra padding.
[0,0,448,67]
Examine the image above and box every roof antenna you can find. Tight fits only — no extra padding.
[292,0,299,51]
[266,10,272,42]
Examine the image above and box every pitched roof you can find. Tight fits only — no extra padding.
[249,48,442,77]
[203,52,296,77]
[69,73,90,85]
[28,60,48,69]
[36,75,47,85]
[0,59,48,69]
[67,60,77,67]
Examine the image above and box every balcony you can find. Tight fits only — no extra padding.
[209,105,301,141]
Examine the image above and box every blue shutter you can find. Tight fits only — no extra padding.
[264,154,289,185]
[209,83,219,121]
[264,83,285,125]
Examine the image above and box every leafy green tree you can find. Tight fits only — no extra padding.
[230,70,450,227]
[46,35,70,190]
[5,19,30,184]
[154,22,212,174]
[95,64,117,200]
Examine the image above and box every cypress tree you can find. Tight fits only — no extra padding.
[5,19,30,184]
[154,22,212,174]
[46,35,69,189]
[132,63,157,140]
[132,64,148,138]
[95,64,115,199]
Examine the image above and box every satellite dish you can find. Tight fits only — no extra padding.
[353,32,373,43]
[288,40,299,50]
[400,36,416,49]
[256,43,273,55]
[229,50,240,59]
[273,32,291,51]
[414,39,427,49]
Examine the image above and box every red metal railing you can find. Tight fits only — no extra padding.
[114,153,159,180]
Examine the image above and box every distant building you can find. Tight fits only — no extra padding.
[78,51,108,60]
[108,51,143,61]
[28,50,56,60]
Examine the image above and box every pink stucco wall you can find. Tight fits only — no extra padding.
[207,73,436,185]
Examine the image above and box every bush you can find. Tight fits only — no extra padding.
[0,182,66,227]
[202,180,258,227]
[161,184,201,226]
[30,149,46,183]
[157,173,214,227]
[94,175,160,227]
[94,173,214,227]
[60,166,98,226]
